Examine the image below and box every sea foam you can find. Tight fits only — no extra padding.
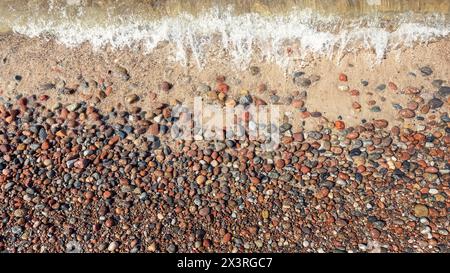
[5,7,450,69]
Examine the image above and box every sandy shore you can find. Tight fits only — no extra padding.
[0,33,449,131]
[0,33,448,253]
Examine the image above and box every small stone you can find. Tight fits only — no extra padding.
[352,102,361,109]
[199,207,210,216]
[160,81,172,92]
[222,233,232,243]
[292,99,304,108]
[310,112,322,118]
[432,79,443,88]
[270,95,280,104]
[350,89,360,96]
[376,84,386,91]
[388,82,398,91]
[424,166,438,174]
[428,98,443,109]
[437,86,450,97]
[295,77,312,87]
[334,120,345,130]
[112,66,130,81]
[414,204,429,217]
[420,66,433,76]
[399,109,415,118]
[167,244,177,253]
[127,94,139,104]
[316,187,329,199]
[14,209,25,218]
[261,210,269,219]
[67,103,80,112]
[373,119,389,129]
[339,73,348,82]
[148,123,159,135]
[338,85,349,92]
[74,159,90,169]
[196,175,206,185]
[239,95,253,106]
[41,140,50,150]
[108,241,119,252]
[257,83,267,92]
[403,86,421,95]
[217,83,229,93]
[370,106,381,112]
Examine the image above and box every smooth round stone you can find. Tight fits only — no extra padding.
[239,95,253,106]
[428,98,443,109]
[414,204,429,217]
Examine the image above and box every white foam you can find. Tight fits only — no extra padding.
[6,7,450,69]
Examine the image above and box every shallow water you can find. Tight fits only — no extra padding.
[1,0,449,68]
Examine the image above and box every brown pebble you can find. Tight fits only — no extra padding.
[352,102,361,109]
[316,187,329,199]
[373,119,389,129]
[160,81,172,92]
[148,123,159,135]
[399,109,415,119]
[222,233,232,243]
[199,207,210,216]
[292,99,304,108]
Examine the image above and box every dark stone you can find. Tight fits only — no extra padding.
[437,86,450,97]
[420,66,433,76]
[428,98,443,109]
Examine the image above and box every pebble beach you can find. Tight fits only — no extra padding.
[0,0,449,253]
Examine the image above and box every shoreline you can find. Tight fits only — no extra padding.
[0,32,449,253]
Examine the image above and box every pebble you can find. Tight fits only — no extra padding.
[160,81,172,92]
[437,86,450,97]
[112,65,130,81]
[399,109,415,118]
[414,204,429,217]
[339,73,348,82]
[249,66,260,75]
[294,77,312,87]
[108,241,119,252]
[338,85,349,92]
[127,94,139,104]
[199,207,210,217]
[432,79,443,88]
[370,106,381,112]
[261,210,269,219]
[428,98,443,109]
[239,95,253,106]
[420,66,433,76]
[67,103,80,112]
[376,84,386,91]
